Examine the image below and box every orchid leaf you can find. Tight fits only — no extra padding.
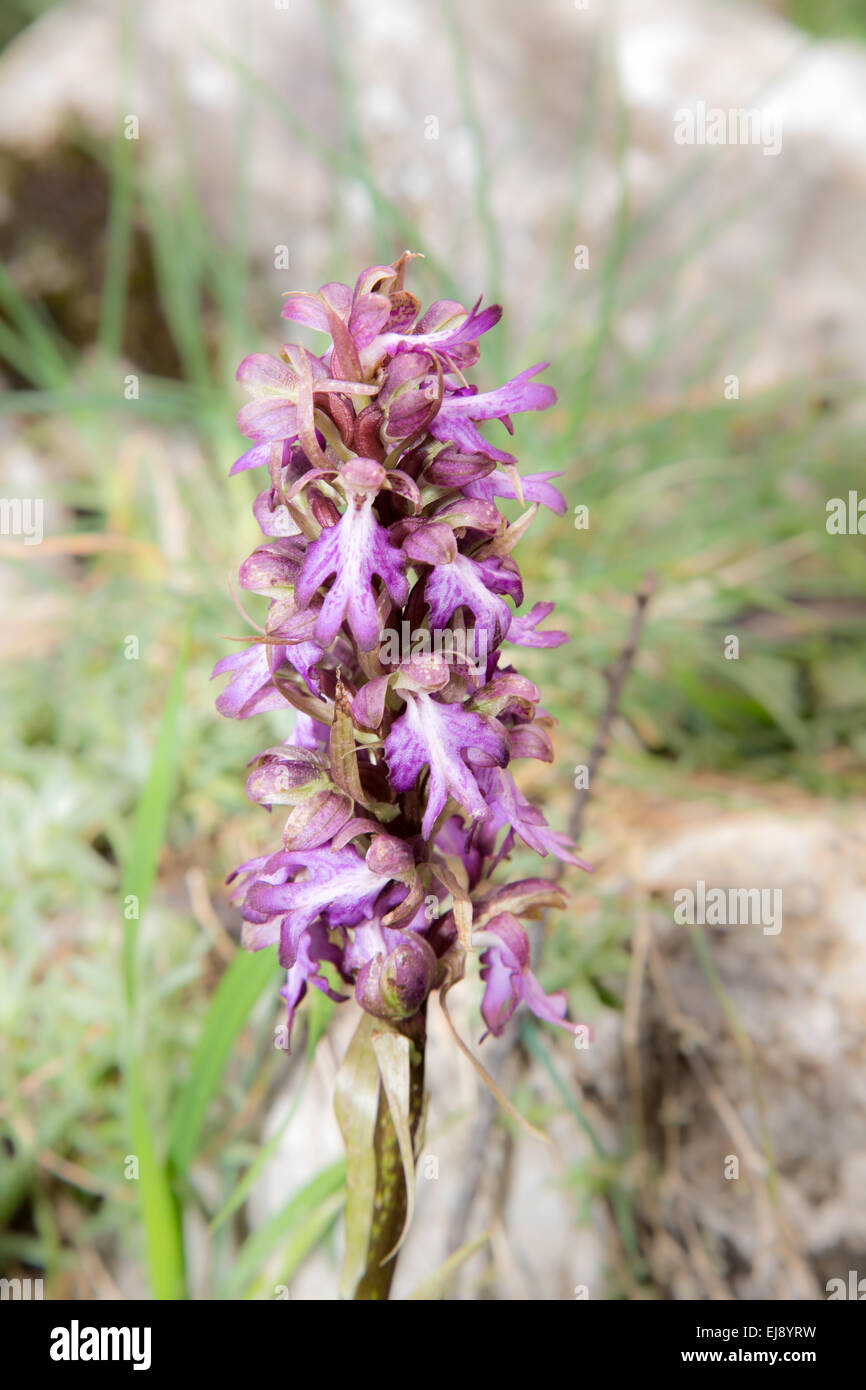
[329,675,367,804]
[334,1013,381,1299]
[372,1027,416,1262]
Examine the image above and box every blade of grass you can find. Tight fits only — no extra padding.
[218,1159,346,1299]
[568,75,630,433]
[0,262,70,387]
[119,617,193,1299]
[443,0,503,354]
[405,1230,490,1300]
[168,946,280,1177]
[520,1019,643,1272]
[318,0,390,251]
[201,37,461,299]
[98,1,138,357]
[207,984,339,1234]
[120,614,193,1007]
[127,1051,186,1300]
[208,1063,313,1234]
[139,169,212,391]
[247,1190,344,1299]
[689,926,779,1204]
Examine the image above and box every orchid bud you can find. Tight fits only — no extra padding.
[245,751,329,806]
[355,935,438,1022]
[309,491,340,529]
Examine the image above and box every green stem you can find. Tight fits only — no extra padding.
[354,1016,425,1301]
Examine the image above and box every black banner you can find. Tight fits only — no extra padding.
[3,1295,861,1375]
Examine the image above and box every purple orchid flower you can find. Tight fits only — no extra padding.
[385,687,508,840]
[212,645,289,718]
[237,845,393,951]
[464,468,568,516]
[506,601,569,648]
[478,912,576,1038]
[233,344,377,466]
[294,458,408,651]
[424,552,520,653]
[375,298,501,372]
[216,254,586,1049]
[477,766,591,868]
[282,261,501,380]
[429,365,557,463]
[279,921,348,1047]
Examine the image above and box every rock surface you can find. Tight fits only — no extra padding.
[1,0,865,385]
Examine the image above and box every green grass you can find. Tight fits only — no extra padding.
[1,0,864,1301]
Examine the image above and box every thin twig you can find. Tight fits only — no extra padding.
[622,894,651,1158]
[568,570,657,848]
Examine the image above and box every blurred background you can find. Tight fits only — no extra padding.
[1,0,865,1301]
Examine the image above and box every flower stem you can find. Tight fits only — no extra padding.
[353,1015,425,1301]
